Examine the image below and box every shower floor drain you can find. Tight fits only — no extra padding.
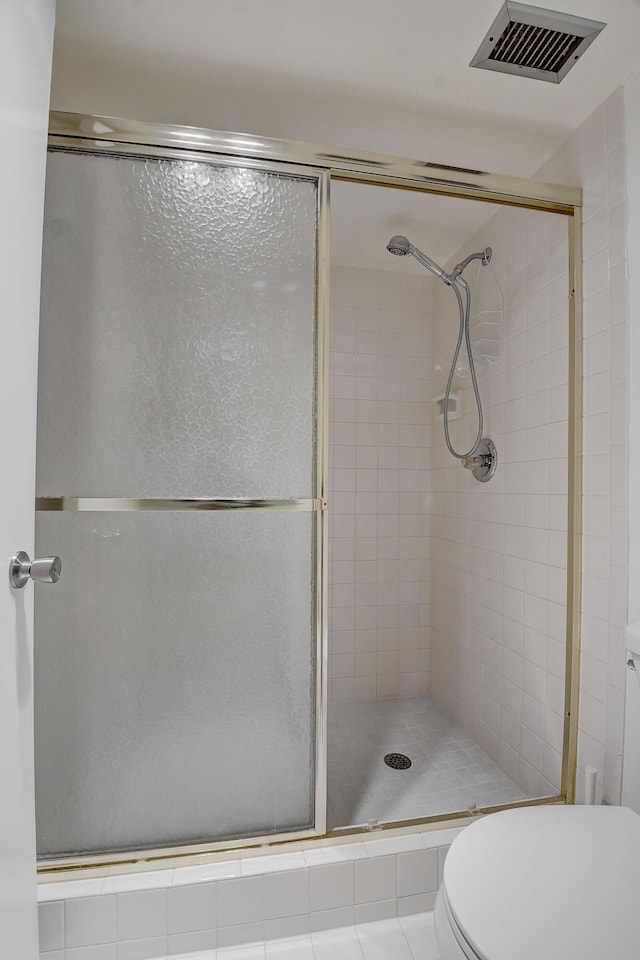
[384,752,412,770]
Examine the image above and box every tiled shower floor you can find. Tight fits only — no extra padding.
[328,696,526,829]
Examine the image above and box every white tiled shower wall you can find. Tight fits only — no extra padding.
[429,201,569,799]
[329,90,631,804]
[534,87,630,805]
[328,269,432,701]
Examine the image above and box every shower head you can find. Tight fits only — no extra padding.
[387,235,411,257]
[386,235,449,283]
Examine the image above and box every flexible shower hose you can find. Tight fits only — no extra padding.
[442,277,484,460]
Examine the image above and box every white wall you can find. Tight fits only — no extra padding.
[625,78,640,626]
[536,88,630,804]
[48,29,561,180]
[623,73,640,805]
[0,1,55,956]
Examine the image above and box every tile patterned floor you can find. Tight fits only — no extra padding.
[328,696,526,829]
[169,913,439,959]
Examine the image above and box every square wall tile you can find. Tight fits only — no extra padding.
[116,889,167,941]
[167,881,216,934]
[216,921,265,948]
[398,892,438,916]
[355,856,397,903]
[264,915,311,941]
[263,869,309,920]
[38,901,64,952]
[309,905,355,933]
[354,899,398,923]
[310,862,354,912]
[217,876,264,927]
[397,849,439,897]
[66,895,117,948]
[167,929,217,954]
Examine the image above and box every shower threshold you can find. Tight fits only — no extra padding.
[328,696,527,830]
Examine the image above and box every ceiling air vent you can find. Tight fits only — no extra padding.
[470,2,605,83]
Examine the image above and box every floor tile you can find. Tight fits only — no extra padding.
[264,934,315,958]
[311,925,365,959]
[356,918,414,959]
[142,912,439,960]
[216,941,266,959]
[400,911,441,959]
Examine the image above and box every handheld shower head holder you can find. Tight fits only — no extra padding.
[450,246,492,283]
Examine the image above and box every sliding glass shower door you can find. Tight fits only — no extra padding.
[34,149,324,858]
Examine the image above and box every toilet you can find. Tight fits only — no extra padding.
[434,804,640,959]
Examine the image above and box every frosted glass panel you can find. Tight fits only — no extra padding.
[37,152,316,498]
[35,511,315,856]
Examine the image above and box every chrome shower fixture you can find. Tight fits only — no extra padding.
[449,247,492,282]
[386,235,449,283]
[386,235,492,286]
[462,438,498,483]
[386,234,497,479]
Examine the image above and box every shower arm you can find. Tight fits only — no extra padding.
[449,247,492,284]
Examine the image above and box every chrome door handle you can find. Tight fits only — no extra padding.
[9,551,62,589]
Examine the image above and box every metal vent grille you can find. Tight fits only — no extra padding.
[490,20,583,73]
[470,3,605,84]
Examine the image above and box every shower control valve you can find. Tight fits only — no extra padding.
[461,438,497,483]
[9,551,62,589]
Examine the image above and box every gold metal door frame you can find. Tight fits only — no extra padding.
[38,112,581,873]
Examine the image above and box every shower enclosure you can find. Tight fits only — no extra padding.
[35,112,581,868]
[327,181,574,829]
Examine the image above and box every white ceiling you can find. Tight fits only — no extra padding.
[51,0,640,271]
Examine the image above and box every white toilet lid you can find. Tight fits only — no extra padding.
[442,805,640,960]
